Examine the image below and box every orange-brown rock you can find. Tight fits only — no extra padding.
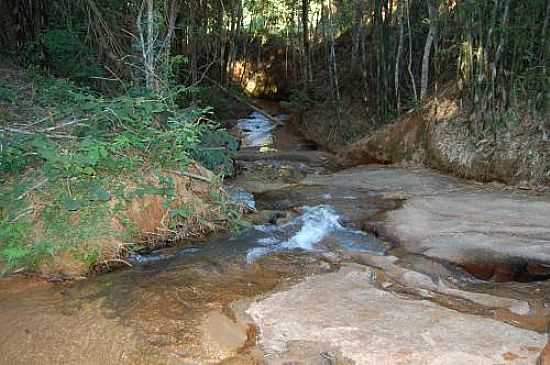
[539,341,550,365]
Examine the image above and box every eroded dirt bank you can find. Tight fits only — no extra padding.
[295,88,550,187]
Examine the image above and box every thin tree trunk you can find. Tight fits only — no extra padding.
[189,0,198,85]
[327,0,341,105]
[301,0,310,90]
[163,0,181,84]
[226,0,242,82]
[541,0,550,63]
[492,0,511,110]
[420,0,437,101]
[395,0,404,113]
[136,0,147,86]
[145,0,156,91]
[360,20,368,104]
[351,0,364,72]
[285,6,290,81]
[406,0,418,103]
[291,5,299,85]
[217,0,225,83]
[494,0,510,66]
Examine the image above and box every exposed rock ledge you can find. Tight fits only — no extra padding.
[247,266,546,364]
[304,166,550,281]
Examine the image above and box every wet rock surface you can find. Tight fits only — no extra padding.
[240,161,550,363]
[305,165,550,281]
[348,252,532,317]
[0,253,334,365]
[199,311,249,360]
[387,191,550,281]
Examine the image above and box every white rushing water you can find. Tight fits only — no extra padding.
[236,112,288,148]
[246,205,386,262]
[281,205,342,250]
[127,204,385,265]
[237,112,275,147]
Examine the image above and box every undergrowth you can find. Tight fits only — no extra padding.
[0,70,241,276]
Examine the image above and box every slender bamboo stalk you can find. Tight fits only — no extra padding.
[420,0,438,101]
[395,0,404,113]
[406,0,418,103]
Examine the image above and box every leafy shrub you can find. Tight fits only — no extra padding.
[0,73,240,275]
[280,88,314,112]
[192,129,239,175]
[23,28,104,83]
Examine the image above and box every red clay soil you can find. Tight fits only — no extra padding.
[335,90,550,187]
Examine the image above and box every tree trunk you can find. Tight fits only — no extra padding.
[420,0,437,101]
[406,0,418,103]
[145,0,156,92]
[301,0,310,90]
[327,0,340,105]
[189,0,198,85]
[351,0,364,72]
[163,0,181,85]
[494,0,511,66]
[395,0,404,113]
[541,0,550,63]
[226,0,242,83]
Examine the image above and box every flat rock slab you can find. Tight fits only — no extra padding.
[306,166,550,273]
[304,166,468,198]
[247,267,546,364]
[387,191,550,265]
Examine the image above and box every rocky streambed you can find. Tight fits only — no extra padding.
[0,108,549,364]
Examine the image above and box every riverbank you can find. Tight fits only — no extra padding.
[290,85,550,188]
[0,67,242,278]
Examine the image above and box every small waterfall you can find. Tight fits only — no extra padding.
[247,205,386,262]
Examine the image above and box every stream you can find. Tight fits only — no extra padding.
[0,104,549,364]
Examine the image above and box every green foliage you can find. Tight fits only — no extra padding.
[208,179,250,233]
[193,86,251,120]
[42,28,104,81]
[19,26,104,84]
[1,76,238,178]
[192,129,239,175]
[449,0,548,120]
[281,89,314,112]
[0,71,239,275]
[0,220,33,273]
[0,81,18,105]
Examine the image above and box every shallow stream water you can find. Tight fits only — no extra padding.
[0,107,377,364]
[0,105,548,364]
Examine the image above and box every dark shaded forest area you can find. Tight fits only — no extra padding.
[1,0,547,119]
